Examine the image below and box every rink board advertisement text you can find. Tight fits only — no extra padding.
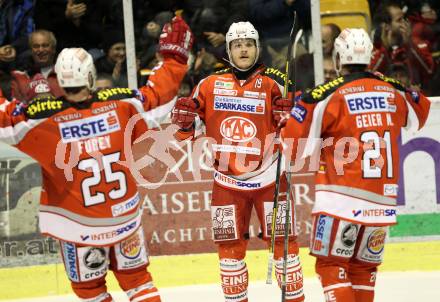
[0,105,439,267]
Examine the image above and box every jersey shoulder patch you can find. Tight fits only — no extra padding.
[215,67,232,75]
[25,97,70,119]
[95,87,139,101]
[302,76,346,103]
[263,67,293,88]
[371,73,407,92]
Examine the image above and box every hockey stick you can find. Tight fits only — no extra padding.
[266,12,298,285]
[281,28,304,302]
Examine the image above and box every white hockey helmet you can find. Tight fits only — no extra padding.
[55,48,96,91]
[333,28,373,71]
[226,21,260,71]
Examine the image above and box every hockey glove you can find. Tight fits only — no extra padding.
[158,16,194,64]
[171,97,199,130]
[272,96,293,128]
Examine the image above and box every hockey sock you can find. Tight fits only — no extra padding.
[220,258,249,302]
[349,263,377,302]
[275,254,305,301]
[71,279,113,302]
[114,269,160,302]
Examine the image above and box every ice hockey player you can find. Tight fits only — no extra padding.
[171,21,304,302]
[0,16,192,302]
[282,28,431,302]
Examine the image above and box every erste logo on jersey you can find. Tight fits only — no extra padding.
[214,95,265,114]
[345,92,396,114]
[220,116,257,142]
[59,111,120,143]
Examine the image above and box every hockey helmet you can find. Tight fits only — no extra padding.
[226,21,260,71]
[55,48,96,91]
[333,28,373,71]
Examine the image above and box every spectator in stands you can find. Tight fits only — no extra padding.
[184,0,248,59]
[192,48,221,83]
[95,73,115,91]
[296,23,341,91]
[409,1,438,49]
[370,1,435,91]
[0,0,34,72]
[34,0,109,51]
[10,30,64,102]
[137,11,174,74]
[95,29,127,87]
[249,0,310,43]
[250,0,310,68]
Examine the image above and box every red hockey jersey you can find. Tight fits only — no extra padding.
[282,72,431,225]
[0,58,187,245]
[178,65,290,191]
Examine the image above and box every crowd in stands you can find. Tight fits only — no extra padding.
[1,0,439,104]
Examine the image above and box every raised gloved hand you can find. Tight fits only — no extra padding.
[171,97,199,130]
[158,16,194,64]
[272,96,293,128]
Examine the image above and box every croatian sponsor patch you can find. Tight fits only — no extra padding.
[213,95,265,114]
[59,111,120,143]
[211,205,238,241]
[330,221,359,258]
[345,92,396,114]
[311,215,333,256]
[220,116,257,142]
[291,104,307,123]
[79,246,108,281]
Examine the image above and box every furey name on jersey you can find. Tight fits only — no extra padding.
[344,92,396,128]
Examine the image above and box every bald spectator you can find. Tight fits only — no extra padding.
[11,30,64,103]
[370,0,435,91]
[321,23,341,55]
